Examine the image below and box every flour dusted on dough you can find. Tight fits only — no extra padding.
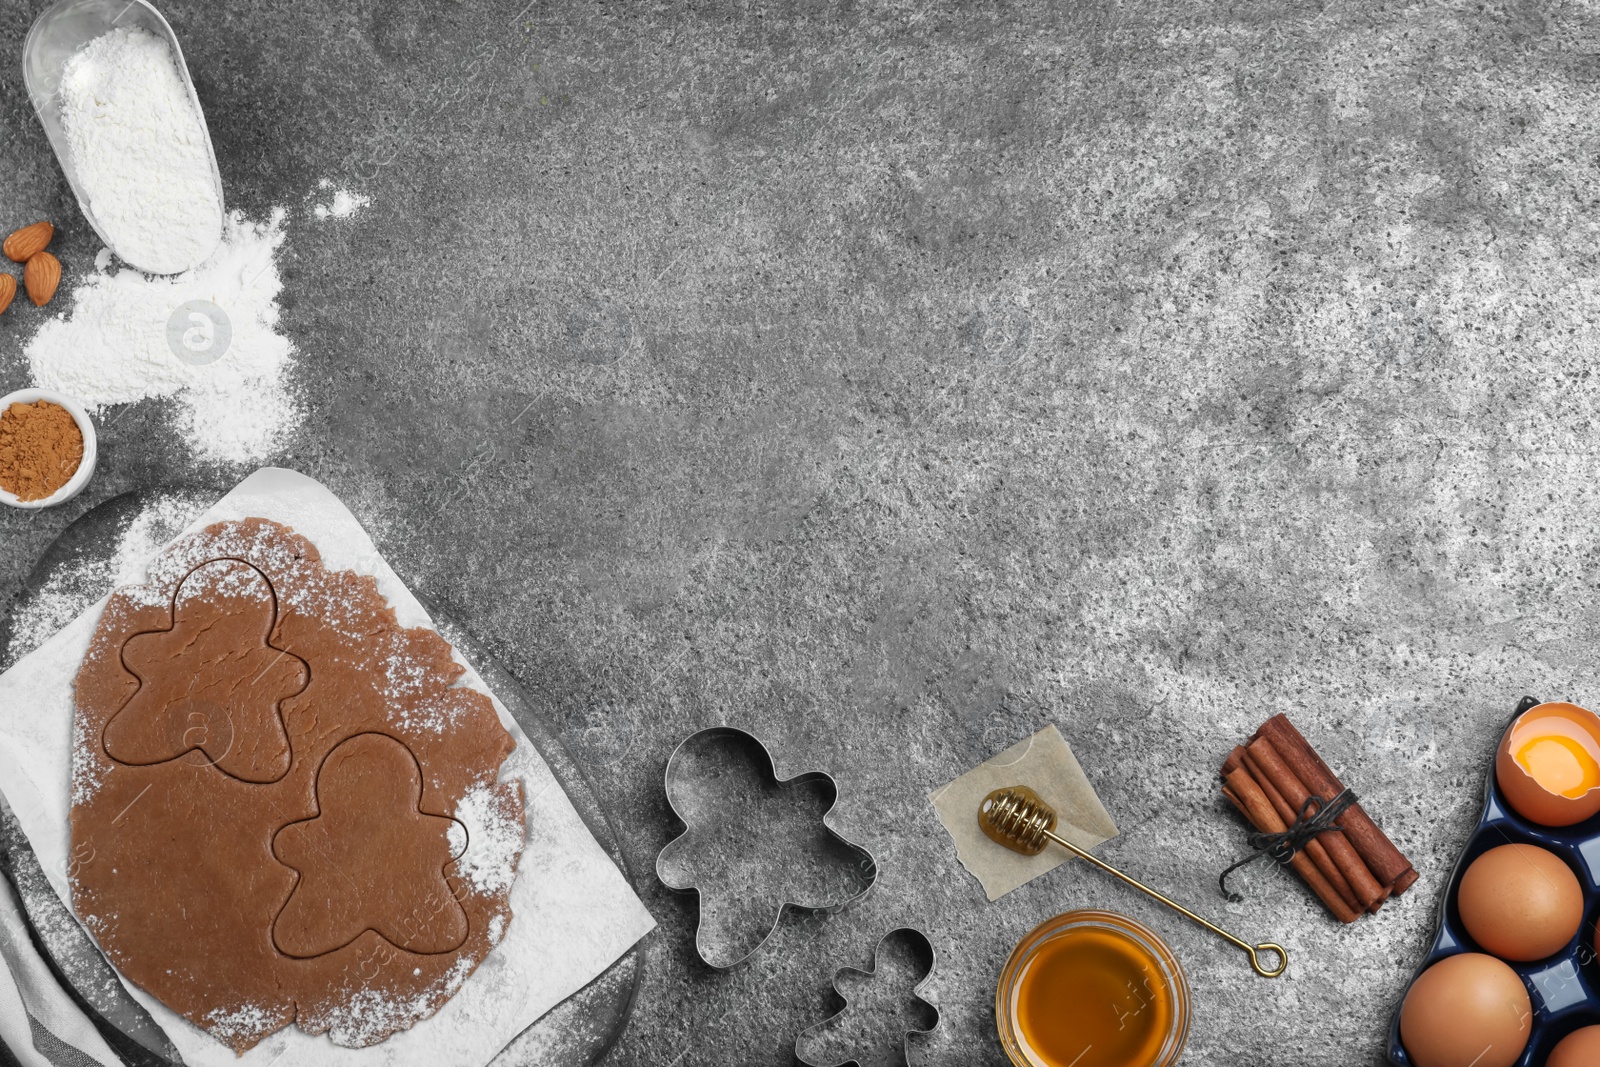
[60,27,222,274]
[70,518,526,1053]
[3,492,209,665]
[452,784,525,896]
[0,469,658,1067]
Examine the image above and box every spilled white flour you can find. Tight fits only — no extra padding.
[311,180,369,220]
[25,210,299,464]
[60,27,223,274]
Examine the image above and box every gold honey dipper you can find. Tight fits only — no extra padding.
[980,785,1288,978]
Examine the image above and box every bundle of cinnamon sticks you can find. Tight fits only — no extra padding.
[1221,714,1417,923]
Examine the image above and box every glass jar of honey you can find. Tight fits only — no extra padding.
[996,910,1190,1067]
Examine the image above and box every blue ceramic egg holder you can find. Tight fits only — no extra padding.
[1387,696,1600,1065]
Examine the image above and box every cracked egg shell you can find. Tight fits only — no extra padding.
[1495,702,1600,827]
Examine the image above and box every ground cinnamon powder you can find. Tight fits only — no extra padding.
[0,400,84,501]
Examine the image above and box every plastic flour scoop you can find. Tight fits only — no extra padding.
[22,0,225,274]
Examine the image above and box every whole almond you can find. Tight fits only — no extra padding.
[4,221,53,263]
[24,252,60,307]
[0,274,14,315]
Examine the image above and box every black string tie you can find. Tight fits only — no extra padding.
[1218,789,1358,902]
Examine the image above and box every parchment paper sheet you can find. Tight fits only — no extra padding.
[928,724,1119,901]
[0,468,655,1067]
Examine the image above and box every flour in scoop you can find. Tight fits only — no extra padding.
[59,27,223,274]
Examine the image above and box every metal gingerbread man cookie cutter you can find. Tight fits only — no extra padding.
[794,927,941,1067]
[656,725,879,969]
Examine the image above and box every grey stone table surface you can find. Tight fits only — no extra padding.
[0,0,1592,1063]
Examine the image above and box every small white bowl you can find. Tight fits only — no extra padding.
[0,388,98,509]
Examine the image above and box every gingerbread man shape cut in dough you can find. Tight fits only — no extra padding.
[272,732,470,959]
[104,559,309,784]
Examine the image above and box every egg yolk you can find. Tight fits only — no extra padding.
[1516,734,1600,798]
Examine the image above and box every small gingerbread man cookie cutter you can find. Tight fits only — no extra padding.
[655,725,879,969]
[794,927,941,1067]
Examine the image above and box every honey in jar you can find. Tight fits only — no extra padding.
[997,910,1189,1067]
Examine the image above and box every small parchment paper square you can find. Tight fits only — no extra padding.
[928,724,1119,902]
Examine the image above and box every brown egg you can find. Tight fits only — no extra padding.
[1457,843,1584,961]
[1399,954,1531,1067]
[1550,1025,1600,1067]
[1496,702,1600,826]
